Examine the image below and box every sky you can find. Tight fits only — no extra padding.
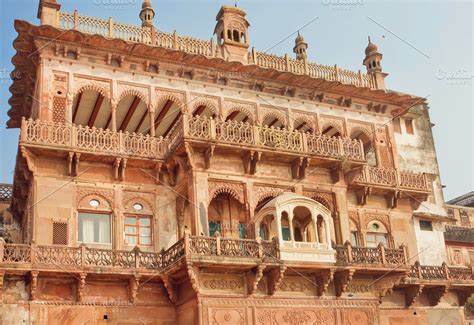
[0,0,472,201]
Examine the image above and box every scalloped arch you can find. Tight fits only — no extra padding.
[225,105,255,123]
[209,185,244,205]
[77,193,113,210]
[191,97,218,115]
[157,93,184,112]
[75,84,111,103]
[117,89,149,106]
[349,126,373,143]
[261,111,286,126]
[293,115,315,131]
[320,121,343,135]
[123,196,154,213]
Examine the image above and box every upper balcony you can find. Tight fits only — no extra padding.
[347,165,431,207]
[55,10,376,89]
[444,225,474,244]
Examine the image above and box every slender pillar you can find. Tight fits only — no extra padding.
[325,218,331,247]
[111,104,117,131]
[149,107,156,137]
[312,216,319,244]
[289,215,295,243]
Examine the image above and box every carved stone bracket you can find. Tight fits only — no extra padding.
[20,147,36,174]
[247,264,266,295]
[129,275,141,304]
[113,157,127,181]
[386,190,401,209]
[316,269,334,297]
[330,165,342,184]
[30,271,39,301]
[268,265,287,295]
[186,262,200,294]
[291,157,310,180]
[424,285,447,306]
[243,150,261,175]
[455,289,474,306]
[76,272,87,302]
[374,275,402,299]
[162,274,178,304]
[357,187,372,205]
[68,152,81,176]
[405,284,423,307]
[0,270,5,302]
[334,269,355,297]
[184,143,195,170]
[204,145,215,170]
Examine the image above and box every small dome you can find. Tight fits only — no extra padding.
[142,0,152,9]
[295,33,305,44]
[365,37,379,55]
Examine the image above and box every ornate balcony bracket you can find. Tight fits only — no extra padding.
[29,270,39,301]
[330,165,342,184]
[20,146,36,174]
[268,264,287,295]
[0,270,5,302]
[204,145,215,170]
[247,264,266,295]
[243,150,261,175]
[184,143,196,170]
[129,275,141,304]
[334,269,355,297]
[316,269,334,297]
[385,190,401,209]
[455,288,474,307]
[186,261,200,294]
[356,186,372,205]
[162,274,178,304]
[405,284,423,307]
[291,157,310,180]
[373,275,402,299]
[67,151,80,176]
[425,285,447,306]
[76,272,87,302]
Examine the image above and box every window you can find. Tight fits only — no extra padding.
[405,119,414,134]
[124,216,152,246]
[350,231,359,246]
[78,212,111,244]
[365,233,387,248]
[282,227,291,241]
[393,118,401,133]
[239,223,247,239]
[209,221,221,237]
[419,220,433,231]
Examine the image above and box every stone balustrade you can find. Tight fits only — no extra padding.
[184,115,365,162]
[56,11,375,89]
[352,165,430,192]
[20,118,172,160]
[334,242,407,266]
[0,184,13,201]
[407,261,473,281]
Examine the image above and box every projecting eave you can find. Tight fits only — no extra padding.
[7,20,426,128]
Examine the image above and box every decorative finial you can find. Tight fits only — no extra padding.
[368,36,371,43]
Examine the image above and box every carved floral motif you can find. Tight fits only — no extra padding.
[208,180,246,205]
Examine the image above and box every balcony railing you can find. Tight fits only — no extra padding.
[56,11,376,89]
[184,115,365,162]
[407,261,473,281]
[444,225,474,243]
[21,118,172,160]
[0,184,13,201]
[334,242,407,266]
[352,165,430,192]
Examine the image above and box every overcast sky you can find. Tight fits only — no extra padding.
[0,0,472,200]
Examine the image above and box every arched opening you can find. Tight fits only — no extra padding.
[72,89,111,129]
[116,94,148,134]
[262,114,285,128]
[225,110,252,123]
[294,118,313,133]
[259,214,275,240]
[192,105,215,118]
[281,211,290,241]
[154,98,182,137]
[365,220,389,247]
[350,129,376,166]
[292,206,314,243]
[208,192,247,238]
[227,29,232,40]
[322,125,341,137]
[255,195,277,214]
[241,33,246,44]
[233,30,240,42]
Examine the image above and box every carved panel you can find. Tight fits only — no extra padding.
[201,274,244,294]
[223,99,256,122]
[73,76,111,99]
[156,88,185,110]
[341,309,374,325]
[255,308,336,325]
[361,213,390,231]
[122,190,155,214]
[278,276,315,294]
[190,93,220,115]
[116,83,150,106]
[210,308,246,325]
[76,187,114,210]
[320,115,345,135]
[208,180,246,205]
[254,185,291,206]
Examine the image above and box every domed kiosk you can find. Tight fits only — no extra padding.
[254,192,336,262]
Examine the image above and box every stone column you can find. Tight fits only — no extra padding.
[289,214,295,243]
[149,106,156,137]
[111,103,117,131]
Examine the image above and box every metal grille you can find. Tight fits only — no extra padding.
[52,222,68,245]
